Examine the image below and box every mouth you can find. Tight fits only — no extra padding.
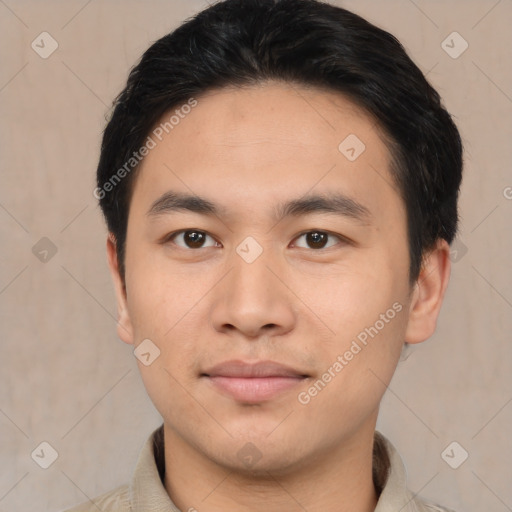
[200,360,309,403]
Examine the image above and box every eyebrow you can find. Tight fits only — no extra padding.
[147,190,372,224]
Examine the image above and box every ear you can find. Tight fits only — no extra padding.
[106,234,134,345]
[404,238,451,344]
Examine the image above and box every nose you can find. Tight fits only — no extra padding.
[209,245,297,339]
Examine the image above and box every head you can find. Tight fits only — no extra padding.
[98,0,462,476]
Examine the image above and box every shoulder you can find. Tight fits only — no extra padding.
[415,496,458,512]
[374,431,458,512]
[61,484,130,512]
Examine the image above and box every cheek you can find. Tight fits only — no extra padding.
[296,303,407,435]
[126,265,205,419]
[295,256,404,332]
[125,250,204,337]
[295,256,409,392]
[123,264,207,421]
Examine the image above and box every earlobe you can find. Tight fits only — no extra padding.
[106,234,135,345]
[404,239,451,344]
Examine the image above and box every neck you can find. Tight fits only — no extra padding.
[162,422,380,512]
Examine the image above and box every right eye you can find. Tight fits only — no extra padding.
[165,229,221,250]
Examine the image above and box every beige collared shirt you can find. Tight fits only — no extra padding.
[64,426,455,512]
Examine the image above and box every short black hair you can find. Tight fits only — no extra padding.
[96,0,463,285]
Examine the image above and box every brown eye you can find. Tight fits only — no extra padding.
[183,231,206,248]
[169,230,218,249]
[293,231,342,250]
[306,232,328,249]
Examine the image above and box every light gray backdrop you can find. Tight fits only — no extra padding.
[0,1,511,511]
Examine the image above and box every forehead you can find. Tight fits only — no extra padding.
[130,82,402,225]
[164,82,388,165]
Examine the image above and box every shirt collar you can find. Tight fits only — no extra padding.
[373,431,421,512]
[129,425,419,512]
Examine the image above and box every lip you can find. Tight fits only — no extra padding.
[201,360,309,403]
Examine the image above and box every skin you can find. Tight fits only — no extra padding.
[106,82,451,512]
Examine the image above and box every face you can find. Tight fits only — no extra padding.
[108,82,448,475]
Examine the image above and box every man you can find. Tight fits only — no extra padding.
[68,0,462,510]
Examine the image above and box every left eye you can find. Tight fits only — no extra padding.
[168,230,219,249]
[292,231,343,250]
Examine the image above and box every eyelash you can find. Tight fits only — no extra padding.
[163,229,348,251]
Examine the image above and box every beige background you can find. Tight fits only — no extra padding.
[0,1,511,511]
